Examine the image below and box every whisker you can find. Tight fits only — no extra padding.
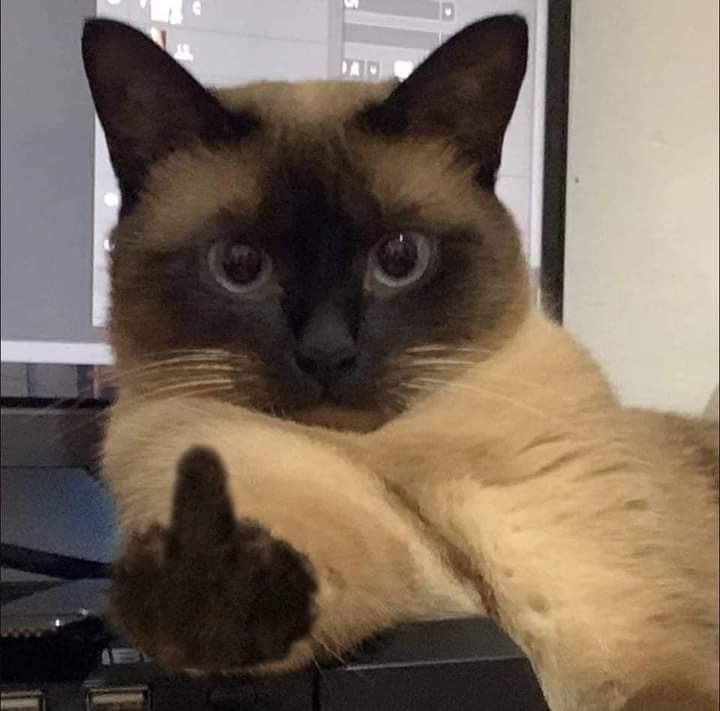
[311,634,348,665]
[396,358,576,402]
[138,378,235,398]
[104,350,262,396]
[106,354,247,381]
[311,634,373,684]
[107,346,247,368]
[407,377,567,426]
[111,364,238,386]
[11,348,251,459]
[32,382,238,460]
[402,344,495,357]
[117,383,239,417]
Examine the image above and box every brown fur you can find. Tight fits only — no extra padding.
[84,16,719,710]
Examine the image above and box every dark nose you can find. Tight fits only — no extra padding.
[294,347,357,383]
[294,304,358,386]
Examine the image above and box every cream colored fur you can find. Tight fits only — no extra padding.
[104,308,719,710]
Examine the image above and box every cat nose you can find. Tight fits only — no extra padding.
[294,346,358,384]
[294,304,358,386]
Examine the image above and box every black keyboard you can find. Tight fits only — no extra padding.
[2,588,548,711]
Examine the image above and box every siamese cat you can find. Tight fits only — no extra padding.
[83,16,719,710]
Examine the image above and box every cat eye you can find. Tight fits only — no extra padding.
[208,239,272,294]
[368,232,433,291]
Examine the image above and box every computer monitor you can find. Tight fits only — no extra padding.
[1,0,559,379]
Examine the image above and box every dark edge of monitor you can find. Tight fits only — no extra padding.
[540,0,571,322]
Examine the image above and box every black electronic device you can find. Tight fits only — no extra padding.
[2,589,548,711]
[0,402,552,709]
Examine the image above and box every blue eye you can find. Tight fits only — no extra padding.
[208,240,272,294]
[369,232,432,289]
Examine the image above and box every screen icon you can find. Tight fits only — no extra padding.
[173,42,194,62]
[441,3,455,21]
[102,192,120,208]
[151,0,184,25]
[392,59,414,80]
[341,58,365,79]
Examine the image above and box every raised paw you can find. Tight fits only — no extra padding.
[110,446,317,673]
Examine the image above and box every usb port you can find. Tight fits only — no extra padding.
[86,687,149,711]
[0,691,44,711]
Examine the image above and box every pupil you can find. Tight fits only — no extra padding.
[379,235,417,279]
[223,243,262,284]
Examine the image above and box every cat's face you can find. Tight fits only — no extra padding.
[84,16,530,430]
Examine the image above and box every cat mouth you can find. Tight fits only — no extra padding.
[268,363,391,431]
[290,403,388,432]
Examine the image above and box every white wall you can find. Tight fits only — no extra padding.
[563,0,719,415]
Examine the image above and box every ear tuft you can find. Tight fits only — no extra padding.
[82,19,258,213]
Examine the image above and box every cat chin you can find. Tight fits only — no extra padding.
[291,404,390,433]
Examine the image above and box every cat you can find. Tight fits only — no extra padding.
[83,15,719,710]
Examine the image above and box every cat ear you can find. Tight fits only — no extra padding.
[82,19,257,212]
[363,15,528,187]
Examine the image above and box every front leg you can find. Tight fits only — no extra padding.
[104,397,479,673]
[113,447,317,672]
[359,420,719,710]
[451,473,718,711]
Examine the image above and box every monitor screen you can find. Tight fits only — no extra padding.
[1,0,548,399]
